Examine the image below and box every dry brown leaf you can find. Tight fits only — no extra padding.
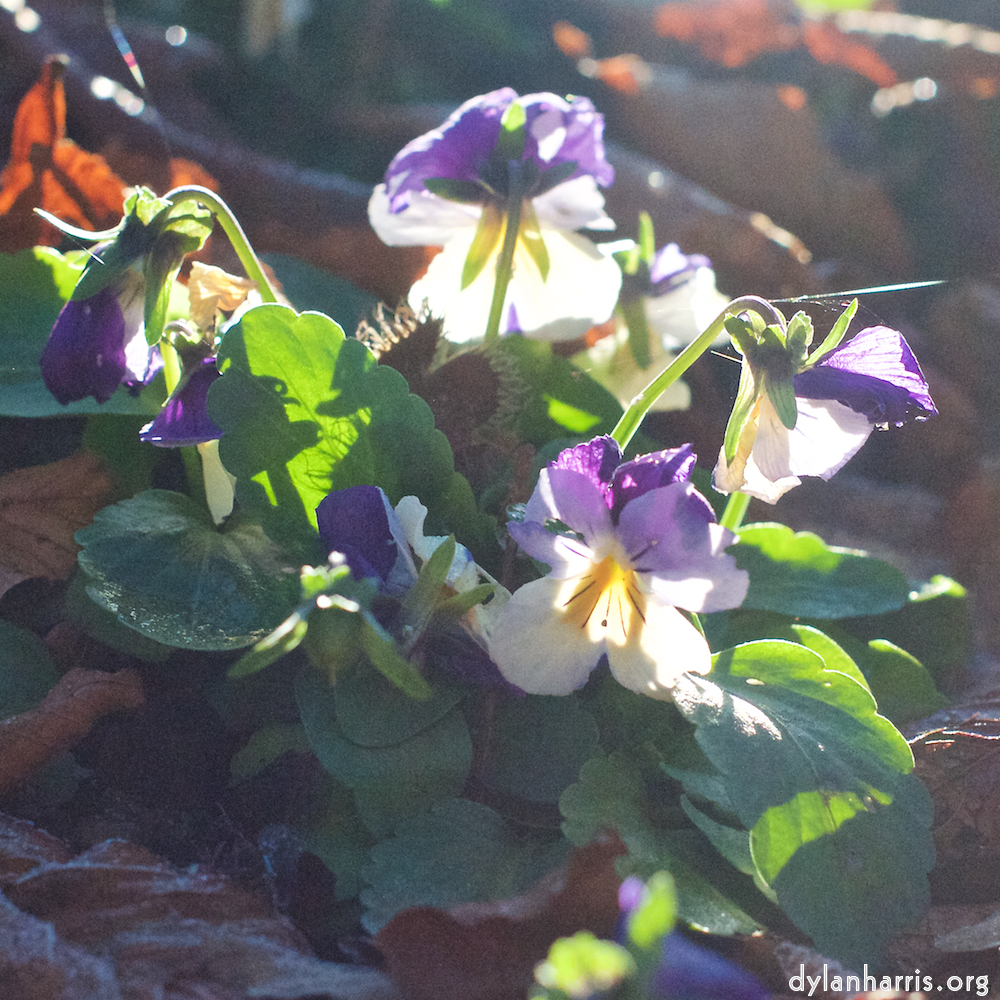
[0,451,114,600]
[0,58,129,252]
[0,667,144,795]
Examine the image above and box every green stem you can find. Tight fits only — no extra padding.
[719,491,751,533]
[611,294,782,450]
[483,195,523,344]
[163,185,279,304]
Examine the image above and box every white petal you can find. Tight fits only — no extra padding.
[489,576,604,695]
[532,176,615,231]
[368,184,480,248]
[394,495,477,591]
[504,229,622,340]
[786,397,873,479]
[644,268,729,350]
[409,226,622,343]
[407,238,496,343]
[607,599,711,700]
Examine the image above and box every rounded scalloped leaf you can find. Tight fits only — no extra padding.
[76,490,298,650]
[734,522,910,619]
[209,303,495,561]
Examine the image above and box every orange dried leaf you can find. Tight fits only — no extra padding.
[0,58,128,252]
[0,452,114,599]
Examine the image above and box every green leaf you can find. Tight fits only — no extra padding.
[76,490,298,650]
[399,535,456,642]
[533,933,635,1000]
[296,667,471,837]
[560,753,764,936]
[495,335,623,444]
[0,248,163,417]
[770,776,932,970]
[358,615,432,699]
[230,723,310,782]
[360,797,568,931]
[261,253,378,327]
[484,695,601,804]
[333,663,463,747]
[859,639,948,725]
[670,640,933,964]
[626,871,677,949]
[0,621,61,716]
[734,522,910,618]
[210,303,494,562]
[806,298,858,366]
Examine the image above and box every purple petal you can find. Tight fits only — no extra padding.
[522,466,614,550]
[795,326,937,426]
[648,243,712,295]
[549,435,622,497]
[426,629,525,695]
[316,485,400,582]
[139,359,223,447]
[383,88,517,213]
[653,932,770,1000]
[608,444,701,522]
[40,288,128,405]
[521,93,614,188]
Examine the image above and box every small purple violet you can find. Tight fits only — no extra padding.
[368,88,622,342]
[714,325,937,503]
[40,270,157,405]
[139,358,223,447]
[490,436,748,699]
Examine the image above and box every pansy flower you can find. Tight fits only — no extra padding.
[580,243,728,411]
[315,485,512,690]
[40,268,159,405]
[714,318,937,504]
[139,358,223,447]
[489,436,748,699]
[368,87,622,342]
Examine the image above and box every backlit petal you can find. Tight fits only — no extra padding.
[489,575,608,694]
[608,600,711,699]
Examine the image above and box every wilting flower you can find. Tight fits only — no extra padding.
[139,358,223,447]
[714,323,937,504]
[40,269,158,405]
[579,243,727,410]
[490,436,748,699]
[368,87,622,342]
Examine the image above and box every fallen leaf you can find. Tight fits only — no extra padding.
[0,58,128,253]
[0,451,115,601]
[375,837,623,1000]
[0,667,144,795]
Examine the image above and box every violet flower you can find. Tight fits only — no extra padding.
[490,436,748,699]
[368,87,622,342]
[40,270,157,405]
[580,243,728,411]
[714,325,937,504]
[618,877,771,1000]
[139,358,223,447]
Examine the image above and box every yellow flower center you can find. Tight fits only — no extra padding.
[558,554,647,647]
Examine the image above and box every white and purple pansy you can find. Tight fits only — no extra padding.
[315,485,515,690]
[40,270,159,405]
[713,325,938,504]
[368,87,622,342]
[580,243,728,411]
[489,436,748,699]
